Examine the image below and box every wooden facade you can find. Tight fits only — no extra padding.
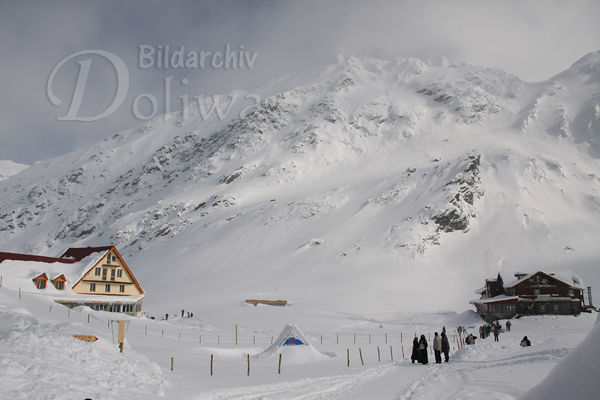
[471,271,585,321]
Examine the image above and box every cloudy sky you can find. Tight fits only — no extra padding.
[1,0,599,164]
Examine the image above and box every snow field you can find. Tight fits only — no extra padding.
[1,284,597,399]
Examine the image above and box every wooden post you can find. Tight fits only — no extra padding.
[18,287,21,299]
[385,333,388,344]
[347,348,350,367]
[247,354,250,376]
[68,309,70,319]
[49,305,52,313]
[162,330,164,338]
[118,321,125,353]
[401,332,403,343]
[87,314,90,324]
[253,336,255,345]
[337,333,339,345]
[321,335,323,345]
[390,345,394,361]
[210,354,214,376]
[359,348,364,366]
[218,335,220,345]
[377,346,381,362]
[235,324,238,345]
[278,353,282,374]
[171,357,174,371]
[401,344,405,359]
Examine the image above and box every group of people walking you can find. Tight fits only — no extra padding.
[478,320,506,342]
[411,329,450,364]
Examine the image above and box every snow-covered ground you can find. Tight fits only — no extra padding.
[0,160,28,181]
[0,284,596,399]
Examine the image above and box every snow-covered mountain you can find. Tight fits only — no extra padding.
[1,52,599,312]
[0,160,28,182]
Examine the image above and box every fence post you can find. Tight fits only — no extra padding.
[337,333,339,345]
[253,336,256,345]
[359,348,364,366]
[19,287,21,299]
[235,324,238,345]
[401,332,403,343]
[247,354,250,376]
[218,335,220,345]
[199,335,202,344]
[377,346,381,362]
[162,330,164,338]
[49,304,53,313]
[278,353,282,374]
[402,344,405,359]
[321,335,323,345]
[171,357,174,371]
[210,354,214,376]
[347,349,350,367]
[385,333,388,344]
[390,345,394,361]
[68,309,70,319]
[88,314,90,324]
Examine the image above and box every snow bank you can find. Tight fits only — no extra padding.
[522,313,600,400]
[446,310,485,327]
[0,309,167,400]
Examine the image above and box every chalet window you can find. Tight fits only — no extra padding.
[504,304,515,312]
[569,289,574,297]
[37,279,46,289]
[90,283,96,292]
[111,269,116,278]
[106,254,111,264]
[117,269,122,278]
[534,289,540,296]
[95,267,101,276]
[119,284,125,293]
[55,281,64,290]
[105,284,110,293]
[553,304,560,312]
[112,255,117,262]
[490,304,502,313]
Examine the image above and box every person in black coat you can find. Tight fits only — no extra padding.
[418,334,428,364]
[441,331,450,362]
[411,337,420,364]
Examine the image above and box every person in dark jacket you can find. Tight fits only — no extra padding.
[520,336,531,347]
[418,334,429,364]
[411,337,420,364]
[441,331,450,362]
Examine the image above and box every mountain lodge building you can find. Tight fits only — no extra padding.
[0,246,144,315]
[470,270,588,321]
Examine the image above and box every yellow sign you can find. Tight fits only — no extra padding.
[118,320,125,343]
[72,334,98,342]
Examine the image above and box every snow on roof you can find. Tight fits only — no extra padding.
[504,270,584,289]
[470,295,519,305]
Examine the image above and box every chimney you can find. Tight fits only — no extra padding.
[587,286,593,308]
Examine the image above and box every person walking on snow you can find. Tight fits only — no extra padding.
[506,320,511,332]
[418,335,429,364]
[441,331,450,362]
[433,332,442,363]
[493,325,500,342]
[411,337,420,364]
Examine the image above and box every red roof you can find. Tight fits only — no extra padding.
[0,252,76,264]
[60,246,113,261]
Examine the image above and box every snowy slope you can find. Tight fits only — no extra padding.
[0,160,28,181]
[0,52,599,313]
